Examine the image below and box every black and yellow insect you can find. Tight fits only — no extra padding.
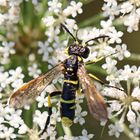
[8,24,111,134]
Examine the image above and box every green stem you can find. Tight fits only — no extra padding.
[123,124,139,140]
[127,79,131,96]
[126,53,140,61]
[62,124,72,137]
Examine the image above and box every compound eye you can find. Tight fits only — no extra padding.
[82,47,90,58]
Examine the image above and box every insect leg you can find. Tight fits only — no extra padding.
[88,73,124,91]
[85,52,117,65]
[40,91,61,136]
[85,56,105,65]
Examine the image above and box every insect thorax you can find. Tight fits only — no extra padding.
[64,55,78,80]
[68,44,90,59]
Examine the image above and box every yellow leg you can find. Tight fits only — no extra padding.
[88,73,124,91]
[40,91,61,136]
[47,94,51,107]
[88,73,104,85]
[86,57,104,65]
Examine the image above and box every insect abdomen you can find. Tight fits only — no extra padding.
[61,83,77,127]
[61,56,78,127]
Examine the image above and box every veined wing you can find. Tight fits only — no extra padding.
[8,63,64,108]
[77,64,107,121]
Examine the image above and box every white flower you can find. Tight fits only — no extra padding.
[38,41,53,61]
[7,67,24,90]
[79,129,94,140]
[33,110,48,130]
[18,124,28,134]
[36,91,48,108]
[127,109,136,123]
[36,84,58,108]
[107,30,123,44]
[118,65,132,81]
[40,126,57,140]
[42,1,82,47]
[103,64,140,137]
[102,0,140,32]
[129,117,140,136]
[108,122,124,138]
[115,44,131,60]
[120,2,133,14]
[0,71,9,89]
[0,41,15,64]
[74,104,87,125]
[11,79,23,89]
[8,67,24,83]
[78,27,100,43]
[4,108,23,128]
[50,107,61,125]
[48,0,62,14]
[102,1,119,20]
[65,18,78,31]
[43,16,56,27]
[28,63,41,78]
[118,65,140,84]
[0,105,27,139]
[100,19,115,34]
[124,12,140,32]
[131,101,140,111]
[132,87,140,100]
[63,1,83,17]
[38,40,67,66]
[2,127,16,140]
[109,100,122,112]
[102,57,117,74]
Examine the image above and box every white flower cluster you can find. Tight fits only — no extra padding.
[102,0,140,32]
[77,20,130,63]
[0,0,22,26]
[74,94,87,125]
[0,67,24,96]
[28,54,42,78]
[0,41,15,64]
[43,0,82,37]
[0,104,28,140]
[38,40,68,68]
[101,64,140,137]
[0,0,139,139]
[37,1,83,67]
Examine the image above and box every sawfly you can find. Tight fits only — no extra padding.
[8,24,116,135]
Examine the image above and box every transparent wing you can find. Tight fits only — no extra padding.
[8,63,64,108]
[78,64,107,121]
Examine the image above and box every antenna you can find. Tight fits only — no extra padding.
[61,24,77,42]
[75,29,80,42]
[85,36,109,46]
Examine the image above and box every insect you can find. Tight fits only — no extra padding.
[8,24,113,135]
